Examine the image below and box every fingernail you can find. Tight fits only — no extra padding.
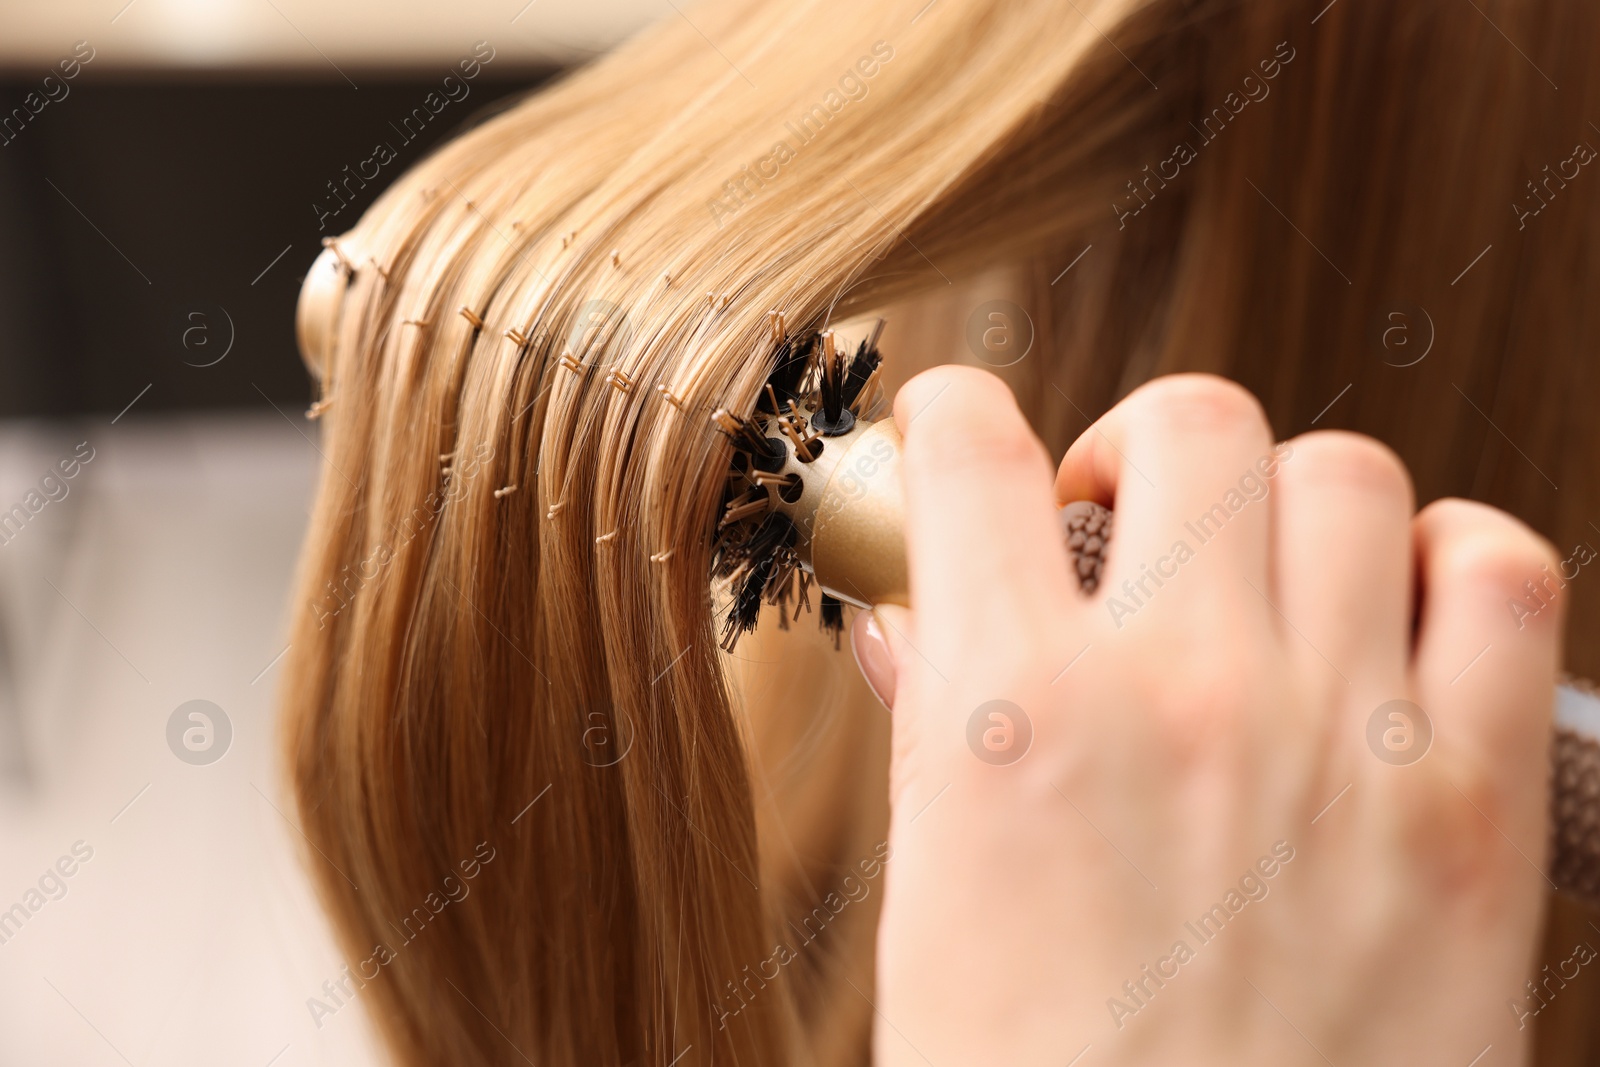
[850,608,897,710]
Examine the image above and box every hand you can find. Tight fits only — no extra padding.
[855,368,1562,1066]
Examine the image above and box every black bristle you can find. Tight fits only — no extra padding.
[724,553,775,643]
[761,332,815,415]
[819,593,845,648]
[718,511,798,651]
[745,509,797,560]
[840,338,881,412]
[818,341,845,426]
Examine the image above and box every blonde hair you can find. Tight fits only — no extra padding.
[283,0,1600,1062]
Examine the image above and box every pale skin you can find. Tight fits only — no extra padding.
[850,368,1562,1066]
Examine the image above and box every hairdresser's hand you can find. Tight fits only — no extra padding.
[856,369,1560,1067]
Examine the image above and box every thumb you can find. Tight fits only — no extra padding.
[850,604,914,710]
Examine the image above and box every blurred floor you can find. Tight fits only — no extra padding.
[0,412,380,1065]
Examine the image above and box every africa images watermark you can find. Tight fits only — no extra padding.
[1509,937,1597,1031]
[1104,442,1294,629]
[1513,131,1596,231]
[0,440,96,547]
[0,841,95,948]
[1507,538,1595,630]
[1113,40,1296,230]
[1106,840,1296,1029]
[0,40,95,148]
[310,442,494,628]
[712,839,892,1029]
[706,40,895,227]
[312,41,497,232]
[305,841,497,1029]
[805,427,897,545]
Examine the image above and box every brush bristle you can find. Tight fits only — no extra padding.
[759,333,814,415]
[841,339,881,413]
[819,593,844,648]
[710,320,884,649]
[716,511,797,650]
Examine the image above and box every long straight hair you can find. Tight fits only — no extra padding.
[282,0,1600,1062]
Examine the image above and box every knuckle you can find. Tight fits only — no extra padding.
[1386,760,1524,905]
[907,409,1047,483]
[956,421,1050,473]
[1290,432,1414,506]
[898,365,1006,424]
[1137,654,1254,768]
[1130,374,1268,438]
[1425,501,1559,595]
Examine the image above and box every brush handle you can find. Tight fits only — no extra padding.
[1058,500,1600,908]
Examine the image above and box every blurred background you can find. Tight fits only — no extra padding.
[0,1,655,1062]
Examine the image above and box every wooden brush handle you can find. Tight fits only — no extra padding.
[1058,500,1600,909]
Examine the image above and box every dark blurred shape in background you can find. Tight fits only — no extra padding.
[0,69,553,417]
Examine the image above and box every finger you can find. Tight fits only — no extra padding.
[1053,374,1280,604]
[1411,500,1562,794]
[1269,432,1415,689]
[894,366,1073,642]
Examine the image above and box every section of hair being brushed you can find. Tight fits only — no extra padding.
[280,0,1600,1063]
[283,0,1175,1062]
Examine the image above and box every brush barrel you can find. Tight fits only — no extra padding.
[773,418,908,609]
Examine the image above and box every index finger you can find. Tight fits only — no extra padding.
[894,366,1074,642]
